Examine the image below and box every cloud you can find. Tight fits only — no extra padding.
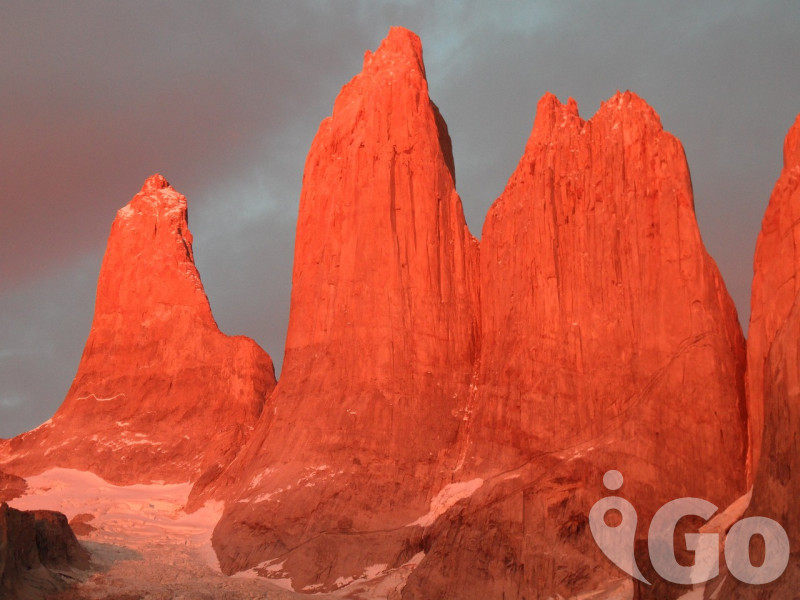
[1,395,22,409]
[0,253,99,436]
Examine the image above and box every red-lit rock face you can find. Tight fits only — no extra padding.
[273,25,479,462]
[0,26,763,599]
[744,114,800,482]
[719,294,800,598]
[0,175,275,485]
[201,29,747,598]
[0,471,26,503]
[718,114,800,599]
[203,27,480,591]
[466,91,747,494]
[407,92,748,600]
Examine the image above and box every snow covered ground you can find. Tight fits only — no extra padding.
[11,468,699,598]
[7,468,420,599]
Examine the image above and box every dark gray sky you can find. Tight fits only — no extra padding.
[2,1,798,437]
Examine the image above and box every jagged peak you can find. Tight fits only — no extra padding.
[118,174,185,221]
[524,92,584,150]
[536,92,581,120]
[362,26,426,80]
[525,90,668,154]
[597,89,663,129]
[140,173,171,195]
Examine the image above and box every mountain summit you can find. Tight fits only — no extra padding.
[201,31,747,598]
[407,90,748,599]
[202,26,481,591]
[0,175,276,485]
[4,26,790,600]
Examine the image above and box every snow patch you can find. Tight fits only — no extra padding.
[232,558,295,591]
[115,438,163,447]
[8,468,223,571]
[332,552,426,596]
[409,479,484,527]
[252,483,292,504]
[117,204,135,219]
[75,392,126,402]
[297,465,333,488]
[43,437,79,456]
[555,444,596,462]
[334,575,355,588]
[362,563,389,579]
[32,418,54,431]
[263,560,285,573]
[247,467,275,490]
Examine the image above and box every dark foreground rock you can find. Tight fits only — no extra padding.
[0,502,90,600]
[0,471,27,502]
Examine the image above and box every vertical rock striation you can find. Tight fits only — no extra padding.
[744,114,800,482]
[469,91,746,489]
[717,114,800,599]
[205,27,481,592]
[406,92,748,599]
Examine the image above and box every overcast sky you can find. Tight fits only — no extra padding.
[1,1,798,437]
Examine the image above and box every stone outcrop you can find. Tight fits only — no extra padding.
[0,175,276,485]
[201,27,480,591]
[0,471,26,503]
[466,92,746,473]
[0,502,90,599]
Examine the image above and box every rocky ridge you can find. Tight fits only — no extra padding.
[1,25,798,600]
[202,29,748,600]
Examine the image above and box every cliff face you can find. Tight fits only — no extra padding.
[467,91,747,493]
[269,26,479,463]
[744,114,800,481]
[199,31,748,597]
[403,92,748,600]
[718,114,800,599]
[203,27,481,591]
[0,26,769,600]
[0,175,276,485]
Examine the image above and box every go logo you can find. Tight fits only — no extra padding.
[589,471,790,585]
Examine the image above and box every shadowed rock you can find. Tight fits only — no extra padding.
[0,502,90,599]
